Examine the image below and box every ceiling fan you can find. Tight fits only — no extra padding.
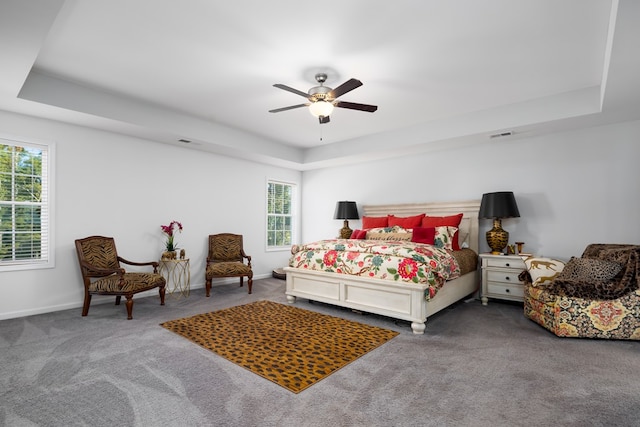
[269,73,378,124]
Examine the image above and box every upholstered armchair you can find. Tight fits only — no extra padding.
[75,236,166,319]
[522,244,640,340]
[205,233,253,297]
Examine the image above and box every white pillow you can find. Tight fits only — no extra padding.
[524,257,565,286]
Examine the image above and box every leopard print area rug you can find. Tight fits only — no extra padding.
[160,300,399,393]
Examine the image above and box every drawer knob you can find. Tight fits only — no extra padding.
[505,276,510,281]
[505,288,510,293]
[506,263,510,267]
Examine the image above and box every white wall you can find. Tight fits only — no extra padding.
[0,110,301,319]
[2,109,639,320]
[301,120,640,259]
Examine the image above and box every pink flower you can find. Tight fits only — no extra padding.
[160,220,183,251]
[161,221,183,237]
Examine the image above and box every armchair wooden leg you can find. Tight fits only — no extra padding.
[239,277,244,288]
[125,295,134,320]
[159,285,166,305]
[247,276,253,294]
[115,295,122,306]
[205,279,211,297]
[81,292,92,316]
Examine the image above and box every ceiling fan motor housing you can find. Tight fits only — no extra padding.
[308,85,332,101]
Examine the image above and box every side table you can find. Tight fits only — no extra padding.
[158,258,191,297]
[480,253,528,305]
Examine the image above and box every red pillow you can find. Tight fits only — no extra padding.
[362,215,388,229]
[388,213,425,229]
[411,227,435,245]
[350,229,367,239]
[421,213,464,250]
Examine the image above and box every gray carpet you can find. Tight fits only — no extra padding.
[1,277,638,427]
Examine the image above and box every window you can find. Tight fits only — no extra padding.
[0,136,54,271]
[266,180,295,249]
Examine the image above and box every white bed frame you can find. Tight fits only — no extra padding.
[285,200,481,334]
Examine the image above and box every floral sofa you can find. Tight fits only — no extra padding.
[521,244,640,340]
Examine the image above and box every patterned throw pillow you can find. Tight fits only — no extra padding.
[366,234,412,241]
[365,226,412,241]
[555,257,623,283]
[433,226,458,251]
[524,257,565,286]
[366,233,412,241]
[366,226,409,234]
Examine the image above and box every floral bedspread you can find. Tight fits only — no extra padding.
[288,239,461,300]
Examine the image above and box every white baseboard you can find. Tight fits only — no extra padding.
[0,273,273,321]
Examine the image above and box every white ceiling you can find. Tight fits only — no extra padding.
[1,0,639,170]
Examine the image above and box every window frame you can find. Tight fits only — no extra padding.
[265,179,296,252]
[0,134,55,272]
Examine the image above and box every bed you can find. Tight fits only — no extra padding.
[285,200,481,334]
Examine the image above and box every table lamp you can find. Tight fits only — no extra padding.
[479,191,520,255]
[334,201,359,239]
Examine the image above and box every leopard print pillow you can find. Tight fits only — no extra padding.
[555,257,622,283]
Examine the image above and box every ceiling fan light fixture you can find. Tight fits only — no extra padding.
[309,100,334,118]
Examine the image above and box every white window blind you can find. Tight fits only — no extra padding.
[0,136,54,271]
[266,180,295,249]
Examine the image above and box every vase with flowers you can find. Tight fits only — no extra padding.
[160,220,183,259]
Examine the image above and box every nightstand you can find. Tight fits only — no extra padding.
[480,253,528,305]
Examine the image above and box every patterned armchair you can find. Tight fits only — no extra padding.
[205,233,253,297]
[75,236,166,319]
[522,244,640,340]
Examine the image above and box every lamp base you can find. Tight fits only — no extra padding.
[486,218,509,255]
[339,220,353,239]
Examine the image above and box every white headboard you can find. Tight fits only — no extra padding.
[362,200,481,253]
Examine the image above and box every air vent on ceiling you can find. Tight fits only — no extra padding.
[489,131,513,139]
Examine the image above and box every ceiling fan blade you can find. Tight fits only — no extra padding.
[334,101,378,113]
[273,84,311,99]
[328,78,363,99]
[269,104,309,113]
[319,115,330,124]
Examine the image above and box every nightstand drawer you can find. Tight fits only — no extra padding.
[487,283,524,298]
[484,257,525,269]
[486,270,523,285]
